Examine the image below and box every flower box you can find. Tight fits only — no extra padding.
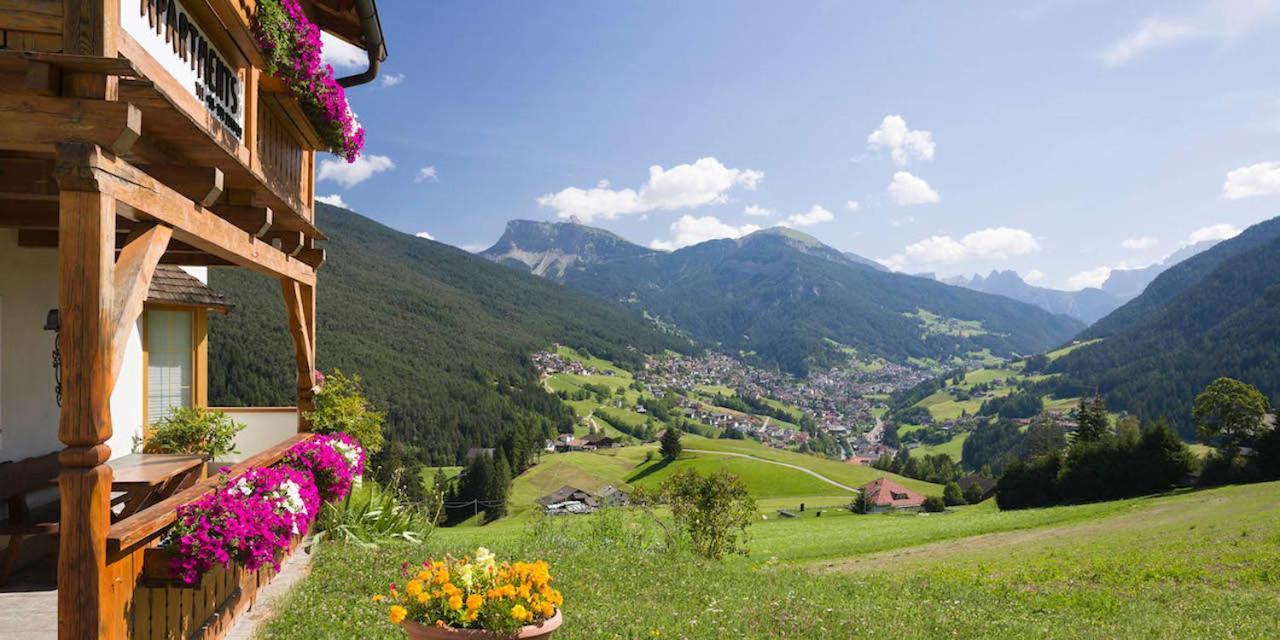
[401,610,562,639]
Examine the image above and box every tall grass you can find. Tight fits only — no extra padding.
[311,478,438,547]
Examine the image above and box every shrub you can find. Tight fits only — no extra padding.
[996,453,1062,510]
[922,496,946,513]
[963,481,985,504]
[306,370,385,454]
[312,477,434,547]
[142,406,245,460]
[660,469,756,559]
[942,481,965,506]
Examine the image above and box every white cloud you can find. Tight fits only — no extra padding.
[887,171,940,205]
[415,165,439,183]
[1187,223,1241,244]
[782,205,835,228]
[321,32,367,73]
[1222,161,1280,199]
[315,194,346,207]
[415,231,435,240]
[379,73,405,88]
[318,154,395,188]
[879,227,1040,271]
[1023,269,1046,285]
[649,215,761,251]
[845,200,861,211]
[459,243,488,253]
[1121,236,1159,250]
[867,115,935,166]
[743,204,775,217]
[1100,0,1280,67]
[537,157,764,223]
[1066,266,1113,291]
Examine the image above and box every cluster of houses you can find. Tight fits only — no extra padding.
[545,433,624,453]
[532,347,617,378]
[537,485,628,515]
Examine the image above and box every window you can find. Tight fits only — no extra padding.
[146,308,194,424]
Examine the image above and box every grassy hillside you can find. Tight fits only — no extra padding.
[208,204,689,465]
[503,435,938,520]
[266,481,1280,638]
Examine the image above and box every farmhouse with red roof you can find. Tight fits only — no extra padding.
[858,477,927,512]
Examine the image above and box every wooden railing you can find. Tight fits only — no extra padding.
[255,98,314,222]
[107,433,314,555]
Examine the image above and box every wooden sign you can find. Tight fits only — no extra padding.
[122,0,245,139]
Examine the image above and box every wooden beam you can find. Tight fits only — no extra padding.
[208,204,272,237]
[0,202,60,227]
[0,94,140,155]
[24,61,61,96]
[296,247,325,269]
[157,253,234,266]
[55,144,316,285]
[55,188,116,640]
[282,280,317,430]
[138,165,224,207]
[16,228,204,254]
[109,224,172,382]
[0,49,141,77]
[263,230,305,256]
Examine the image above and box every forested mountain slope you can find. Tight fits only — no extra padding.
[1049,215,1280,437]
[487,224,1083,375]
[208,204,689,465]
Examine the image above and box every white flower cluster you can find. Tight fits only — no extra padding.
[270,479,308,535]
[475,546,497,577]
[331,439,363,483]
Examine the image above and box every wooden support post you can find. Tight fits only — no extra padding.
[137,165,224,207]
[55,186,116,640]
[282,279,318,431]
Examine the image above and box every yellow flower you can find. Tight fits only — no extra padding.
[433,569,450,585]
[388,605,408,624]
[416,593,430,604]
[463,610,478,623]
[371,594,385,602]
[466,594,485,611]
[448,594,463,611]
[540,602,556,618]
[417,569,432,582]
[510,604,528,621]
[405,580,423,597]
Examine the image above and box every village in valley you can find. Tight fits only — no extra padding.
[532,345,940,462]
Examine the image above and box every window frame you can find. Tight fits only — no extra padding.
[141,303,209,427]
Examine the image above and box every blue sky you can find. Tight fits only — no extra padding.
[316,0,1280,290]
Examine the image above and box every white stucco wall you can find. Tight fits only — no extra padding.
[0,230,146,463]
[216,407,299,462]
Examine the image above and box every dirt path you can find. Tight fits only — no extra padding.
[683,448,860,494]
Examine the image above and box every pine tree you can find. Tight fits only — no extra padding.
[660,427,683,460]
[1074,396,1110,443]
[486,457,511,521]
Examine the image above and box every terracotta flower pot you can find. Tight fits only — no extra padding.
[401,610,562,640]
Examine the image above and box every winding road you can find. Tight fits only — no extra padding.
[683,448,860,494]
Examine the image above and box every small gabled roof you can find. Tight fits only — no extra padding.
[146,266,233,312]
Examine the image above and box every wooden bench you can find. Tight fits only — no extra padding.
[0,452,61,584]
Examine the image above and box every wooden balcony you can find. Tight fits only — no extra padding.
[0,1,384,638]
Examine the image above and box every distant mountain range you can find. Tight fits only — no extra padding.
[1047,214,1280,438]
[943,271,1124,325]
[484,220,1082,375]
[941,240,1218,324]
[208,205,689,465]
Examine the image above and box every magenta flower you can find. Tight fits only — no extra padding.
[252,0,365,161]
